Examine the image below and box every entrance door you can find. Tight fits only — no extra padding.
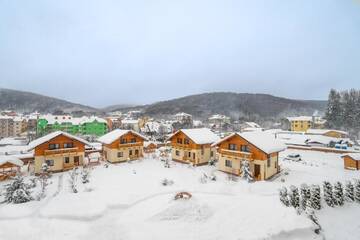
[74,156,80,166]
[254,164,261,180]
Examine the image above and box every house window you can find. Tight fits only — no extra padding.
[129,150,133,156]
[45,159,54,166]
[184,138,190,144]
[117,152,123,158]
[225,160,232,168]
[267,157,271,167]
[228,144,236,151]
[211,151,214,157]
[49,143,60,150]
[201,146,204,155]
[130,138,136,143]
[64,157,70,164]
[135,149,139,155]
[177,138,183,144]
[240,145,249,152]
[193,153,196,160]
[120,138,127,144]
[176,150,180,156]
[64,142,74,148]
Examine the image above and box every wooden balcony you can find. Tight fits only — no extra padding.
[219,149,253,159]
[44,147,79,156]
[118,142,143,148]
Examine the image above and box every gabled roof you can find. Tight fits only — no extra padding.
[0,156,24,167]
[287,116,313,122]
[97,129,148,145]
[168,128,220,145]
[342,153,360,161]
[213,131,286,154]
[27,131,90,150]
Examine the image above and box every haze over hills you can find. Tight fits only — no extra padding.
[0,88,98,113]
[0,88,327,119]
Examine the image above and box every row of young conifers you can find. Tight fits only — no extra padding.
[279,180,360,233]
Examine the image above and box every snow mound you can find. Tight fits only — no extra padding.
[151,198,212,222]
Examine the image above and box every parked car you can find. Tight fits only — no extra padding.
[285,154,302,162]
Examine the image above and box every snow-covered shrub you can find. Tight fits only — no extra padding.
[81,167,91,184]
[289,185,300,208]
[68,168,78,193]
[306,209,322,234]
[300,184,311,211]
[161,178,174,186]
[4,175,33,204]
[345,181,354,202]
[323,181,334,207]
[208,159,216,166]
[209,173,217,181]
[241,160,253,182]
[37,163,50,200]
[199,173,208,184]
[310,185,321,210]
[279,187,290,207]
[333,181,344,206]
[29,178,37,188]
[354,180,360,203]
[104,163,109,168]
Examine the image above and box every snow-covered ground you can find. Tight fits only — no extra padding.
[0,149,359,240]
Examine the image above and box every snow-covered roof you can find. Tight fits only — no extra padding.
[0,137,28,146]
[168,128,220,145]
[213,132,286,154]
[306,129,348,136]
[144,141,158,148]
[244,122,261,128]
[286,116,313,122]
[175,112,192,117]
[28,131,90,150]
[97,129,147,145]
[342,153,360,161]
[209,114,230,120]
[0,156,24,167]
[121,119,139,124]
[39,115,107,125]
[242,127,264,132]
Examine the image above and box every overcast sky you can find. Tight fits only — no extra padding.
[1,0,360,107]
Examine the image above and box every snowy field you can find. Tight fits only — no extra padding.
[1,149,360,240]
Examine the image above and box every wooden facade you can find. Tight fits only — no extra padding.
[102,131,146,163]
[168,131,216,166]
[342,155,360,170]
[214,134,281,181]
[33,134,86,174]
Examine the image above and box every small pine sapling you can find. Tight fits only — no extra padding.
[323,181,334,207]
[289,185,300,208]
[345,181,354,202]
[333,181,344,206]
[68,168,78,193]
[241,160,253,182]
[310,184,321,210]
[279,187,290,207]
[38,163,50,200]
[81,167,91,184]
[354,180,360,203]
[4,175,33,204]
[300,184,311,211]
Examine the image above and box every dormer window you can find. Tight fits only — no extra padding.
[130,138,136,143]
[64,142,74,148]
[120,138,127,144]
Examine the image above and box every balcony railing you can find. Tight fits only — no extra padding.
[44,147,79,156]
[219,149,253,159]
[118,142,143,148]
